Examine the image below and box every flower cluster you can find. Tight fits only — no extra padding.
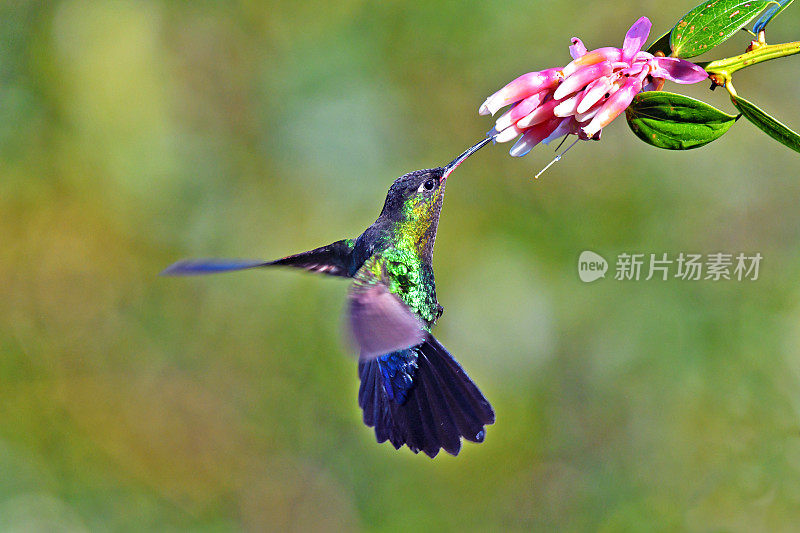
[480,17,708,156]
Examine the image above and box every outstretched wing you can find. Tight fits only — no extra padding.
[266,239,354,276]
[161,239,355,277]
[348,255,426,360]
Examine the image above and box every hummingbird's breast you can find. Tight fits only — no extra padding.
[376,246,439,328]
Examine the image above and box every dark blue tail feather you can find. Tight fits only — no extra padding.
[357,335,494,457]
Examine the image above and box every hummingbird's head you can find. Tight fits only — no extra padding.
[379,167,446,223]
[378,138,491,258]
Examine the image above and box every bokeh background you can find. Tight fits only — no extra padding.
[2,0,800,530]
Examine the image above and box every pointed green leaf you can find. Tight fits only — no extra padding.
[626,91,739,150]
[731,94,800,153]
[753,0,794,33]
[670,0,770,58]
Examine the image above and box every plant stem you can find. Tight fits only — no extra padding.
[705,41,800,82]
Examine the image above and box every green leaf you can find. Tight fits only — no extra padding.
[625,91,739,150]
[731,94,800,153]
[646,30,672,56]
[753,0,794,33]
[670,0,770,58]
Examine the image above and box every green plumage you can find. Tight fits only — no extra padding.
[357,248,438,328]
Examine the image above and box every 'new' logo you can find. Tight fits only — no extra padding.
[578,251,608,282]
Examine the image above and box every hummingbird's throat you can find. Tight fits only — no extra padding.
[396,191,443,259]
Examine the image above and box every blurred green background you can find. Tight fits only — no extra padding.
[2,0,800,530]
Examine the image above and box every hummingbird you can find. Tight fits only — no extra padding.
[162,138,495,457]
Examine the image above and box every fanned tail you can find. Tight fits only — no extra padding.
[357,335,494,458]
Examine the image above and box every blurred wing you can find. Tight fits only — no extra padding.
[161,259,267,276]
[348,258,426,360]
[161,239,355,277]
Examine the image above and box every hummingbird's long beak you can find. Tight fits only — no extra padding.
[442,137,493,180]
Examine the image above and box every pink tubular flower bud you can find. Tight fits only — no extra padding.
[582,75,643,136]
[562,47,623,77]
[553,61,613,100]
[493,92,547,132]
[576,75,616,114]
[479,68,562,116]
[493,123,524,143]
[553,92,584,117]
[575,101,604,123]
[516,99,559,128]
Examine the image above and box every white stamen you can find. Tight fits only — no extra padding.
[534,138,580,180]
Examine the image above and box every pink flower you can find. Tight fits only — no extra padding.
[480,17,708,156]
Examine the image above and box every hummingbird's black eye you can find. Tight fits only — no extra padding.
[419,178,437,192]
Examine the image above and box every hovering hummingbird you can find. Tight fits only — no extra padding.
[162,138,494,457]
